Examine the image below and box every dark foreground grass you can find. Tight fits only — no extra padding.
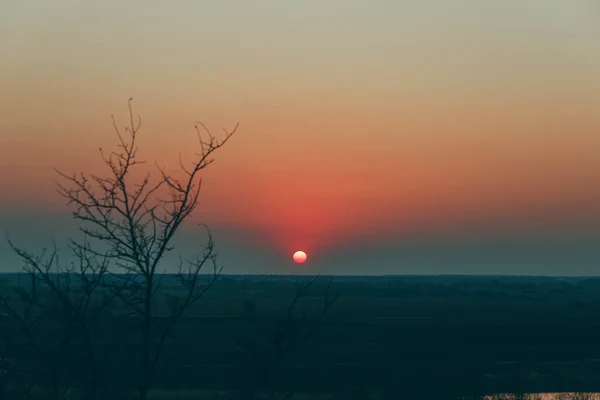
[2,274,600,398]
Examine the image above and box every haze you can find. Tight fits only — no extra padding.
[1,1,600,274]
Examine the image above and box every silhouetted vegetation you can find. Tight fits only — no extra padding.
[2,274,600,398]
[0,100,239,400]
[2,103,600,400]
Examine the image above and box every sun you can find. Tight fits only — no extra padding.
[293,250,307,264]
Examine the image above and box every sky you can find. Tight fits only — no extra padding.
[1,1,600,275]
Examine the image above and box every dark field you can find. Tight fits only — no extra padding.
[2,274,600,399]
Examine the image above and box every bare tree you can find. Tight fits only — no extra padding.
[3,99,237,400]
[238,276,339,400]
[0,239,114,399]
[52,98,237,399]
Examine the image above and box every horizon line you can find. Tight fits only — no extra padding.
[0,272,596,279]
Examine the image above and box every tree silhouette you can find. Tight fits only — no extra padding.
[2,99,237,400]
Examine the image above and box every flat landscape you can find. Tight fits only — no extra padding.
[2,274,600,399]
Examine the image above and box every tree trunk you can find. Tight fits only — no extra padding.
[139,277,153,400]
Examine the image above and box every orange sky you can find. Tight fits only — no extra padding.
[1,1,600,274]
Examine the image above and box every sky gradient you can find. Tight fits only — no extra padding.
[1,1,600,274]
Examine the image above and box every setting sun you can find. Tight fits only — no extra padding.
[293,251,307,264]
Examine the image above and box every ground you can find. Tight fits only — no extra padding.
[2,274,600,399]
